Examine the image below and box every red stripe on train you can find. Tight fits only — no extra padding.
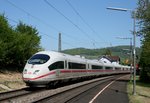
[23,71,56,81]
[23,69,120,81]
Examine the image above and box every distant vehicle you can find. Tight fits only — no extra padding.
[22,51,130,87]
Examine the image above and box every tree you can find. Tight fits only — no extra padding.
[136,0,150,83]
[13,22,42,68]
[104,49,112,56]
[0,14,14,68]
[0,14,42,71]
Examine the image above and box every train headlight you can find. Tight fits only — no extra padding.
[33,70,40,75]
[24,69,27,74]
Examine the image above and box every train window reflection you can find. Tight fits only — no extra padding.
[92,65,103,69]
[68,62,86,69]
[115,68,121,70]
[48,61,64,70]
[28,54,50,64]
[105,66,112,69]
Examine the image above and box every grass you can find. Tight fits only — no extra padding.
[128,76,150,103]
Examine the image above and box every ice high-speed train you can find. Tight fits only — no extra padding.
[23,51,130,87]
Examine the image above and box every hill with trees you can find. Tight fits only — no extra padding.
[62,45,141,65]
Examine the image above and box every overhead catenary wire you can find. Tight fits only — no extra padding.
[44,0,96,44]
[39,32,78,49]
[6,17,78,49]
[65,0,105,41]
[7,18,114,49]
[5,0,111,49]
[5,0,81,43]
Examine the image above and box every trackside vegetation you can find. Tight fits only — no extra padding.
[136,0,150,83]
[0,14,42,72]
[128,76,150,103]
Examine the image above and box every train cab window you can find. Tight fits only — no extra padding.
[28,54,50,64]
[48,61,64,70]
[92,65,103,69]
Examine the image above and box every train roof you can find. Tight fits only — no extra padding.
[35,51,87,62]
[34,51,129,67]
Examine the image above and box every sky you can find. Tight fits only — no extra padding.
[0,0,140,51]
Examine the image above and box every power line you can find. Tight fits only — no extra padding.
[7,18,18,24]
[7,17,103,49]
[5,17,78,49]
[44,0,96,43]
[65,0,106,43]
[5,0,55,30]
[5,0,80,43]
[40,32,77,48]
[5,0,107,49]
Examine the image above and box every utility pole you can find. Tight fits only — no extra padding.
[133,11,136,95]
[107,7,136,95]
[58,33,61,52]
[130,38,133,82]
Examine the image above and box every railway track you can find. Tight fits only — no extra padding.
[0,87,45,101]
[34,75,123,103]
[0,88,28,101]
[0,75,125,103]
[34,76,115,103]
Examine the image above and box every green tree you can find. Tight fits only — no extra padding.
[14,22,42,68]
[0,14,42,71]
[136,0,150,83]
[104,49,112,56]
[0,14,15,68]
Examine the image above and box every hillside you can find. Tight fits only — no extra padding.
[62,45,141,64]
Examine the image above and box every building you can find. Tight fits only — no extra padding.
[99,55,120,65]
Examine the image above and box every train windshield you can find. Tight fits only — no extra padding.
[28,54,50,64]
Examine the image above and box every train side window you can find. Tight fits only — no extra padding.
[92,65,103,69]
[115,68,121,70]
[105,66,112,69]
[48,61,64,70]
[68,62,86,69]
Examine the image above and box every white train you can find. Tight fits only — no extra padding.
[22,51,130,87]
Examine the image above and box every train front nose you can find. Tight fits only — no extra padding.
[22,53,51,87]
[23,68,42,87]
[23,53,50,81]
[23,63,49,87]
[23,64,38,79]
[23,67,36,81]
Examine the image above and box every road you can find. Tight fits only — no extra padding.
[67,75,130,103]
